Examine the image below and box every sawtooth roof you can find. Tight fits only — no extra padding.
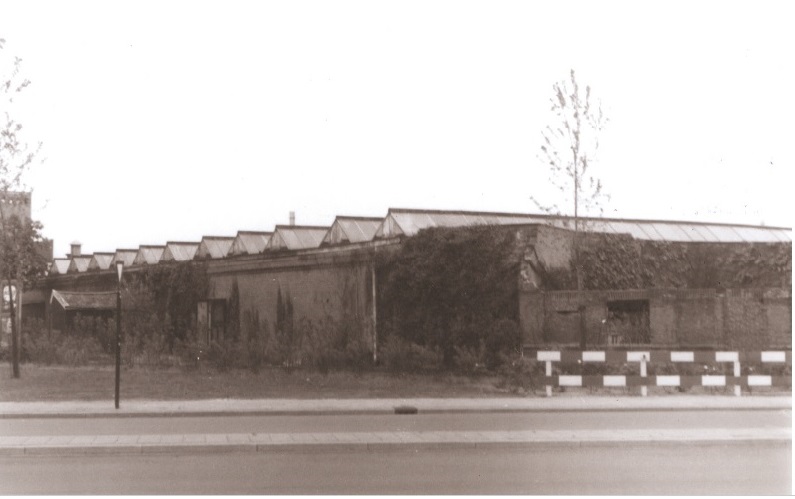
[322,217,382,245]
[195,236,235,259]
[88,253,114,271]
[269,225,329,251]
[67,256,92,273]
[229,231,272,256]
[133,246,165,265]
[373,208,792,243]
[110,249,138,268]
[162,242,200,261]
[50,259,71,275]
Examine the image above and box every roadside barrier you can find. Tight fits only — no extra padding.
[527,350,792,397]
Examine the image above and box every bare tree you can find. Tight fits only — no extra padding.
[533,69,608,349]
[1,38,44,377]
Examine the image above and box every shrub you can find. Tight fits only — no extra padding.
[379,335,443,373]
[496,354,538,393]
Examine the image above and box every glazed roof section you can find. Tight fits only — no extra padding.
[50,259,71,275]
[88,253,114,271]
[196,236,235,259]
[67,256,92,273]
[162,242,200,261]
[269,225,329,251]
[133,245,166,265]
[373,208,792,243]
[50,208,790,277]
[110,249,137,268]
[229,231,272,256]
[322,217,382,245]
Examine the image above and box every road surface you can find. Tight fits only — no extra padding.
[1,442,789,494]
[0,409,790,494]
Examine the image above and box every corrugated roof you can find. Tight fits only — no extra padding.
[50,259,71,275]
[162,242,200,261]
[133,245,165,265]
[50,289,116,310]
[269,225,329,251]
[229,231,272,255]
[110,249,138,268]
[88,253,114,271]
[195,236,235,259]
[374,208,791,244]
[67,256,92,273]
[322,217,382,245]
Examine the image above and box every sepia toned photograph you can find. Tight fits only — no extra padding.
[0,0,791,494]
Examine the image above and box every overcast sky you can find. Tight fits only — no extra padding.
[1,0,792,258]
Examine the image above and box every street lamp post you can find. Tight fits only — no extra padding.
[115,261,124,409]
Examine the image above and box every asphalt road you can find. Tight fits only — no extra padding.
[1,410,790,494]
[1,409,789,436]
[1,442,790,494]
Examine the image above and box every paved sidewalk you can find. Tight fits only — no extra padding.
[0,395,790,418]
[1,427,790,456]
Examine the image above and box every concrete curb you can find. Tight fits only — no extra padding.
[1,428,789,457]
[1,395,790,419]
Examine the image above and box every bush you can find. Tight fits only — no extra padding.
[21,321,107,366]
[496,354,538,393]
[380,335,443,373]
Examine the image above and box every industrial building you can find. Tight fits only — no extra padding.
[20,207,792,353]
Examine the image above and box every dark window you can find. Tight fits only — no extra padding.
[605,300,650,345]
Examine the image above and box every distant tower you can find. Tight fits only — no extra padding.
[0,191,32,221]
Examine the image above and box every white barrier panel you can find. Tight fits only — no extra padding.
[747,375,773,386]
[715,351,739,362]
[603,375,626,387]
[670,352,694,362]
[702,375,726,386]
[761,351,786,362]
[558,375,582,387]
[582,351,606,362]
[537,351,561,362]
[626,352,650,362]
[656,375,681,386]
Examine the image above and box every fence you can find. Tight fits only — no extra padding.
[525,349,792,397]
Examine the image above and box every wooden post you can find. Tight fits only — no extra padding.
[545,360,552,397]
[640,354,648,397]
[734,361,741,397]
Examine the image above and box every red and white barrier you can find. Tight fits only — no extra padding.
[530,350,791,397]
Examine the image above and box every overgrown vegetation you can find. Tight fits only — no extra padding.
[377,225,523,371]
[544,233,793,291]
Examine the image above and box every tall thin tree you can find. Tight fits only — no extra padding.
[1,38,44,377]
[533,69,608,348]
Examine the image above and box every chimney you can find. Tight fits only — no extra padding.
[289,211,295,226]
[69,241,82,258]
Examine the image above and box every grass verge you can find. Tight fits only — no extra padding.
[0,364,513,402]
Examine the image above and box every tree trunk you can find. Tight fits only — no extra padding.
[9,281,20,378]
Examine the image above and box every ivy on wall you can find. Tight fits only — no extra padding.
[126,261,210,342]
[377,225,521,367]
[548,233,792,291]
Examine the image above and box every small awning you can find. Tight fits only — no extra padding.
[50,290,117,311]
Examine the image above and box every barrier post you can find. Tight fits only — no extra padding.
[733,360,741,396]
[640,354,648,397]
[545,361,552,397]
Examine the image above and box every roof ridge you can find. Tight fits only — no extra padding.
[274,225,330,230]
[386,208,791,231]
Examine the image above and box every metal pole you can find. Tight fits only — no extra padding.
[115,281,121,409]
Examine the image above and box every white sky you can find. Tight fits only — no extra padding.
[1,0,792,258]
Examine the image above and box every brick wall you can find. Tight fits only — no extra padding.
[522,287,792,349]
